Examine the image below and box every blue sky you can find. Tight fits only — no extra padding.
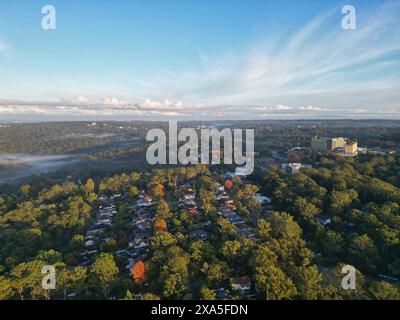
[0,0,399,120]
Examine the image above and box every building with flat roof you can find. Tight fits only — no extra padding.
[328,137,345,150]
[311,136,358,156]
[281,163,312,174]
[311,137,328,151]
[344,140,358,155]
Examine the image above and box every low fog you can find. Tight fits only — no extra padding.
[0,154,81,183]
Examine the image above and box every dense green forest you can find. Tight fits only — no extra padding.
[1,119,399,190]
[1,120,399,155]
[0,121,151,154]
[0,157,399,299]
[0,120,399,300]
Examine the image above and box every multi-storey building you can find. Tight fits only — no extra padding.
[311,137,328,151]
[344,140,358,154]
[281,163,312,174]
[311,136,357,155]
[328,137,345,150]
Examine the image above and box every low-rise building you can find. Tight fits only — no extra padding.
[253,193,271,204]
[315,215,331,226]
[227,214,245,225]
[190,230,209,241]
[281,163,312,174]
[230,276,251,293]
[137,196,153,207]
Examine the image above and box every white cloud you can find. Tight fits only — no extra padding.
[101,96,126,106]
[134,1,400,112]
[67,95,91,105]
[135,99,203,110]
[1,98,396,120]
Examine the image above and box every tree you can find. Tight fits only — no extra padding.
[251,244,296,300]
[130,172,142,182]
[70,234,84,250]
[330,189,358,214]
[254,264,297,300]
[376,226,399,255]
[266,212,302,240]
[154,219,167,233]
[0,275,14,300]
[91,253,119,298]
[87,192,97,203]
[10,260,43,300]
[190,241,212,265]
[156,200,172,219]
[199,189,217,214]
[224,180,233,190]
[129,186,139,198]
[257,219,271,241]
[84,178,95,194]
[200,287,216,300]
[152,183,165,199]
[295,266,322,299]
[123,290,134,300]
[321,230,344,261]
[0,196,5,213]
[199,176,213,189]
[136,292,161,300]
[348,234,380,274]
[150,232,177,249]
[57,267,72,300]
[221,241,241,264]
[69,266,87,297]
[162,273,187,299]
[389,257,400,276]
[160,249,190,281]
[217,217,237,236]
[57,266,87,300]
[237,184,259,201]
[368,281,400,300]
[294,197,320,218]
[205,263,227,287]
[131,260,145,284]
[20,184,31,198]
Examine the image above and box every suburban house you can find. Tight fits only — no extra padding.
[315,215,331,226]
[253,193,272,204]
[230,276,251,293]
[190,230,209,241]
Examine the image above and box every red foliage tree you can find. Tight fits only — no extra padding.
[224,180,233,189]
[152,183,165,198]
[131,260,145,284]
[154,218,167,233]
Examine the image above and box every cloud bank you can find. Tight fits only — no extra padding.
[142,2,400,108]
[1,97,398,121]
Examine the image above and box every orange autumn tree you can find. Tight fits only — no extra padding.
[152,183,165,198]
[154,218,167,233]
[224,180,233,189]
[131,260,145,284]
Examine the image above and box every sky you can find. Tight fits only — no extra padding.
[0,0,399,121]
